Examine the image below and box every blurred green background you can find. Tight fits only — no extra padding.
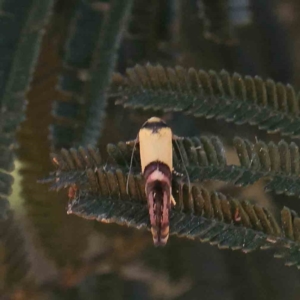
[3,0,300,299]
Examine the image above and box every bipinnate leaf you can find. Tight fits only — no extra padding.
[107,136,300,198]
[63,1,109,70]
[107,135,226,170]
[112,64,300,138]
[1,0,54,133]
[0,0,54,219]
[233,137,300,196]
[81,0,134,146]
[42,147,300,268]
[51,0,109,149]
[52,0,134,148]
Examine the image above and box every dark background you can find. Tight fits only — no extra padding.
[5,0,300,299]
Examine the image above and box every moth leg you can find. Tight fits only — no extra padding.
[172,134,184,141]
[126,135,139,194]
[126,137,139,145]
[171,194,176,206]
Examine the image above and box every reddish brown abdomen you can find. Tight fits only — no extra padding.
[144,162,172,246]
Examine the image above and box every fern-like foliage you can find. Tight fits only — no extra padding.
[46,133,300,197]
[42,146,300,268]
[41,136,300,267]
[106,135,226,174]
[51,0,108,149]
[1,0,54,133]
[106,136,300,198]
[44,146,103,192]
[52,0,134,148]
[233,137,300,196]
[111,64,300,138]
[0,0,54,219]
[81,0,134,146]
[0,210,30,292]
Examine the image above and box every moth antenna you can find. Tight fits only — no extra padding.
[126,135,139,194]
[174,137,191,194]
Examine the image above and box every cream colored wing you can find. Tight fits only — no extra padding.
[139,127,173,172]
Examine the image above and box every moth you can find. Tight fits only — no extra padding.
[128,117,178,246]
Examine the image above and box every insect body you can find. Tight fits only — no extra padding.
[138,117,176,246]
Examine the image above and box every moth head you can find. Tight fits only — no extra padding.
[145,116,165,124]
[141,116,168,130]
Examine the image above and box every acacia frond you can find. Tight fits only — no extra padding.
[47,136,300,198]
[107,135,300,197]
[107,135,226,170]
[0,0,54,219]
[43,136,226,191]
[233,137,300,196]
[0,210,30,291]
[42,153,300,268]
[107,136,257,186]
[111,64,300,138]
[52,0,134,148]
[42,146,103,191]
[81,0,134,146]
[63,2,108,69]
[1,0,54,133]
[51,0,108,149]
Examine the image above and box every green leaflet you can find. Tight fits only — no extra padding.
[81,0,134,146]
[51,0,108,149]
[42,146,300,268]
[1,0,54,130]
[0,0,54,220]
[0,1,54,292]
[107,136,300,197]
[233,137,300,195]
[52,0,134,148]
[111,64,300,137]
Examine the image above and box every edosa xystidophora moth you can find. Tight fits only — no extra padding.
[128,117,184,247]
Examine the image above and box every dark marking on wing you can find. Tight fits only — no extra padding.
[141,120,168,133]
